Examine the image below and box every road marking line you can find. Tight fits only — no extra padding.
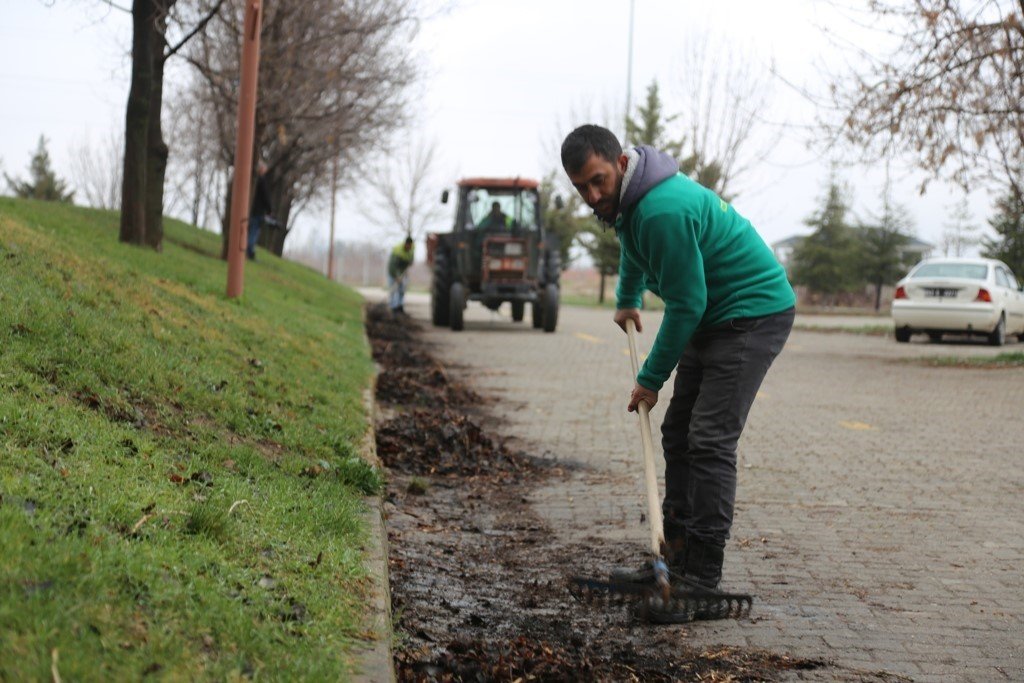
[574,332,604,344]
[621,348,648,361]
[839,420,874,431]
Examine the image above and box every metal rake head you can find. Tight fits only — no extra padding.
[568,575,753,624]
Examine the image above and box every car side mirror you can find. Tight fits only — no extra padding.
[441,189,449,204]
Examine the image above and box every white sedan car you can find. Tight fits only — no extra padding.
[892,257,1024,345]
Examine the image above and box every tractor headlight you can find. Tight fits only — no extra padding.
[489,258,503,271]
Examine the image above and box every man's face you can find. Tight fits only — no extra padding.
[567,152,628,222]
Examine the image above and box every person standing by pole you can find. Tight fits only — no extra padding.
[387,236,415,315]
[246,160,272,261]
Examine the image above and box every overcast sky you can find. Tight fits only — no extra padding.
[1,0,995,260]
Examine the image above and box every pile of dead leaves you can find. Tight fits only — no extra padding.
[396,637,825,682]
[376,408,530,477]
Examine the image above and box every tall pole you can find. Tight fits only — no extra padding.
[624,0,635,143]
[226,0,263,299]
[327,153,338,281]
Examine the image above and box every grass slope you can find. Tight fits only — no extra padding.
[0,198,379,680]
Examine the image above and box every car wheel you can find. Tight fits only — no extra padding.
[449,282,465,332]
[927,332,942,343]
[987,313,1006,347]
[895,327,911,343]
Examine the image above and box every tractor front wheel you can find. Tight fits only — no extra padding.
[449,282,465,332]
[431,251,451,327]
[542,284,559,333]
[511,301,525,322]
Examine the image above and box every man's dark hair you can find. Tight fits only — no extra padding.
[404,236,413,246]
[560,124,622,174]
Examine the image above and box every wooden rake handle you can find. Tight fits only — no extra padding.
[625,319,665,557]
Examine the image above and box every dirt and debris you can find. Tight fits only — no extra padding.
[368,302,847,681]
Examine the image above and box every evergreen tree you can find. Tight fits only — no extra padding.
[5,136,74,203]
[791,180,859,305]
[578,222,620,304]
[625,80,733,200]
[982,187,1024,278]
[539,171,592,271]
[625,81,683,157]
[857,189,914,311]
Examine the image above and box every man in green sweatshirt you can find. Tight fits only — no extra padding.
[561,124,795,609]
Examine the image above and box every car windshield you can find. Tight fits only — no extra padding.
[911,263,988,280]
[466,188,538,230]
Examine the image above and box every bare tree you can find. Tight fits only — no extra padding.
[671,32,780,200]
[827,1,1024,197]
[358,135,446,241]
[69,130,123,210]
[164,85,224,229]
[119,0,226,250]
[186,0,421,257]
[941,194,981,256]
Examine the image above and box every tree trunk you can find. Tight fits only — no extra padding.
[598,271,606,304]
[874,281,882,311]
[144,10,169,251]
[220,177,233,260]
[120,0,155,246]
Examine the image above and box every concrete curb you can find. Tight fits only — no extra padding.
[350,325,395,682]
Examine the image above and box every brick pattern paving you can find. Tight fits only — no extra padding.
[403,294,1024,682]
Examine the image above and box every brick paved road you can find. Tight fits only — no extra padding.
[378,291,1024,682]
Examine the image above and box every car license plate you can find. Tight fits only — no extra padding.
[924,287,959,297]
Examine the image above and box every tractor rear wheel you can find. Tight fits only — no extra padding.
[431,251,451,327]
[449,282,465,332]
[511,301,525,322]
[542,283,559,333]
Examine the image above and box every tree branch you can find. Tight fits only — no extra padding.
[163,0,227,62]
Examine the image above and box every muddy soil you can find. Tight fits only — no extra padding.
[367,304,845,681]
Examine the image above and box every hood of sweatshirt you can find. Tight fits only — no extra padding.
[618,145,680,214]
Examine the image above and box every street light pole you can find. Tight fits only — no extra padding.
[624,0,635,143]
[327,153,338,281]
[226,0,264,299]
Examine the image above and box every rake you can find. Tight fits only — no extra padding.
[568,319,753,623]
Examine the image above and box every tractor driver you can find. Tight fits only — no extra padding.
[477,201,512,230]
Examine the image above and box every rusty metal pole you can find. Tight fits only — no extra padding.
[226,0,263,299]
[327,153,338,281]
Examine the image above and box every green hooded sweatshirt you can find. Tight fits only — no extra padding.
[614,147,794,392]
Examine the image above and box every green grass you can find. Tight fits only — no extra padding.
[914,351,1024,368]
[792,323,892,336]
[0,198,380,679]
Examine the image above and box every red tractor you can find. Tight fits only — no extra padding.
[427,177,560,332]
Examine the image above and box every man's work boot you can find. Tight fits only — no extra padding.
[680,537,728,620]
[608,537,686,585]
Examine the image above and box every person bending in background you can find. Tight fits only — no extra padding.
[387,236,415,315]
